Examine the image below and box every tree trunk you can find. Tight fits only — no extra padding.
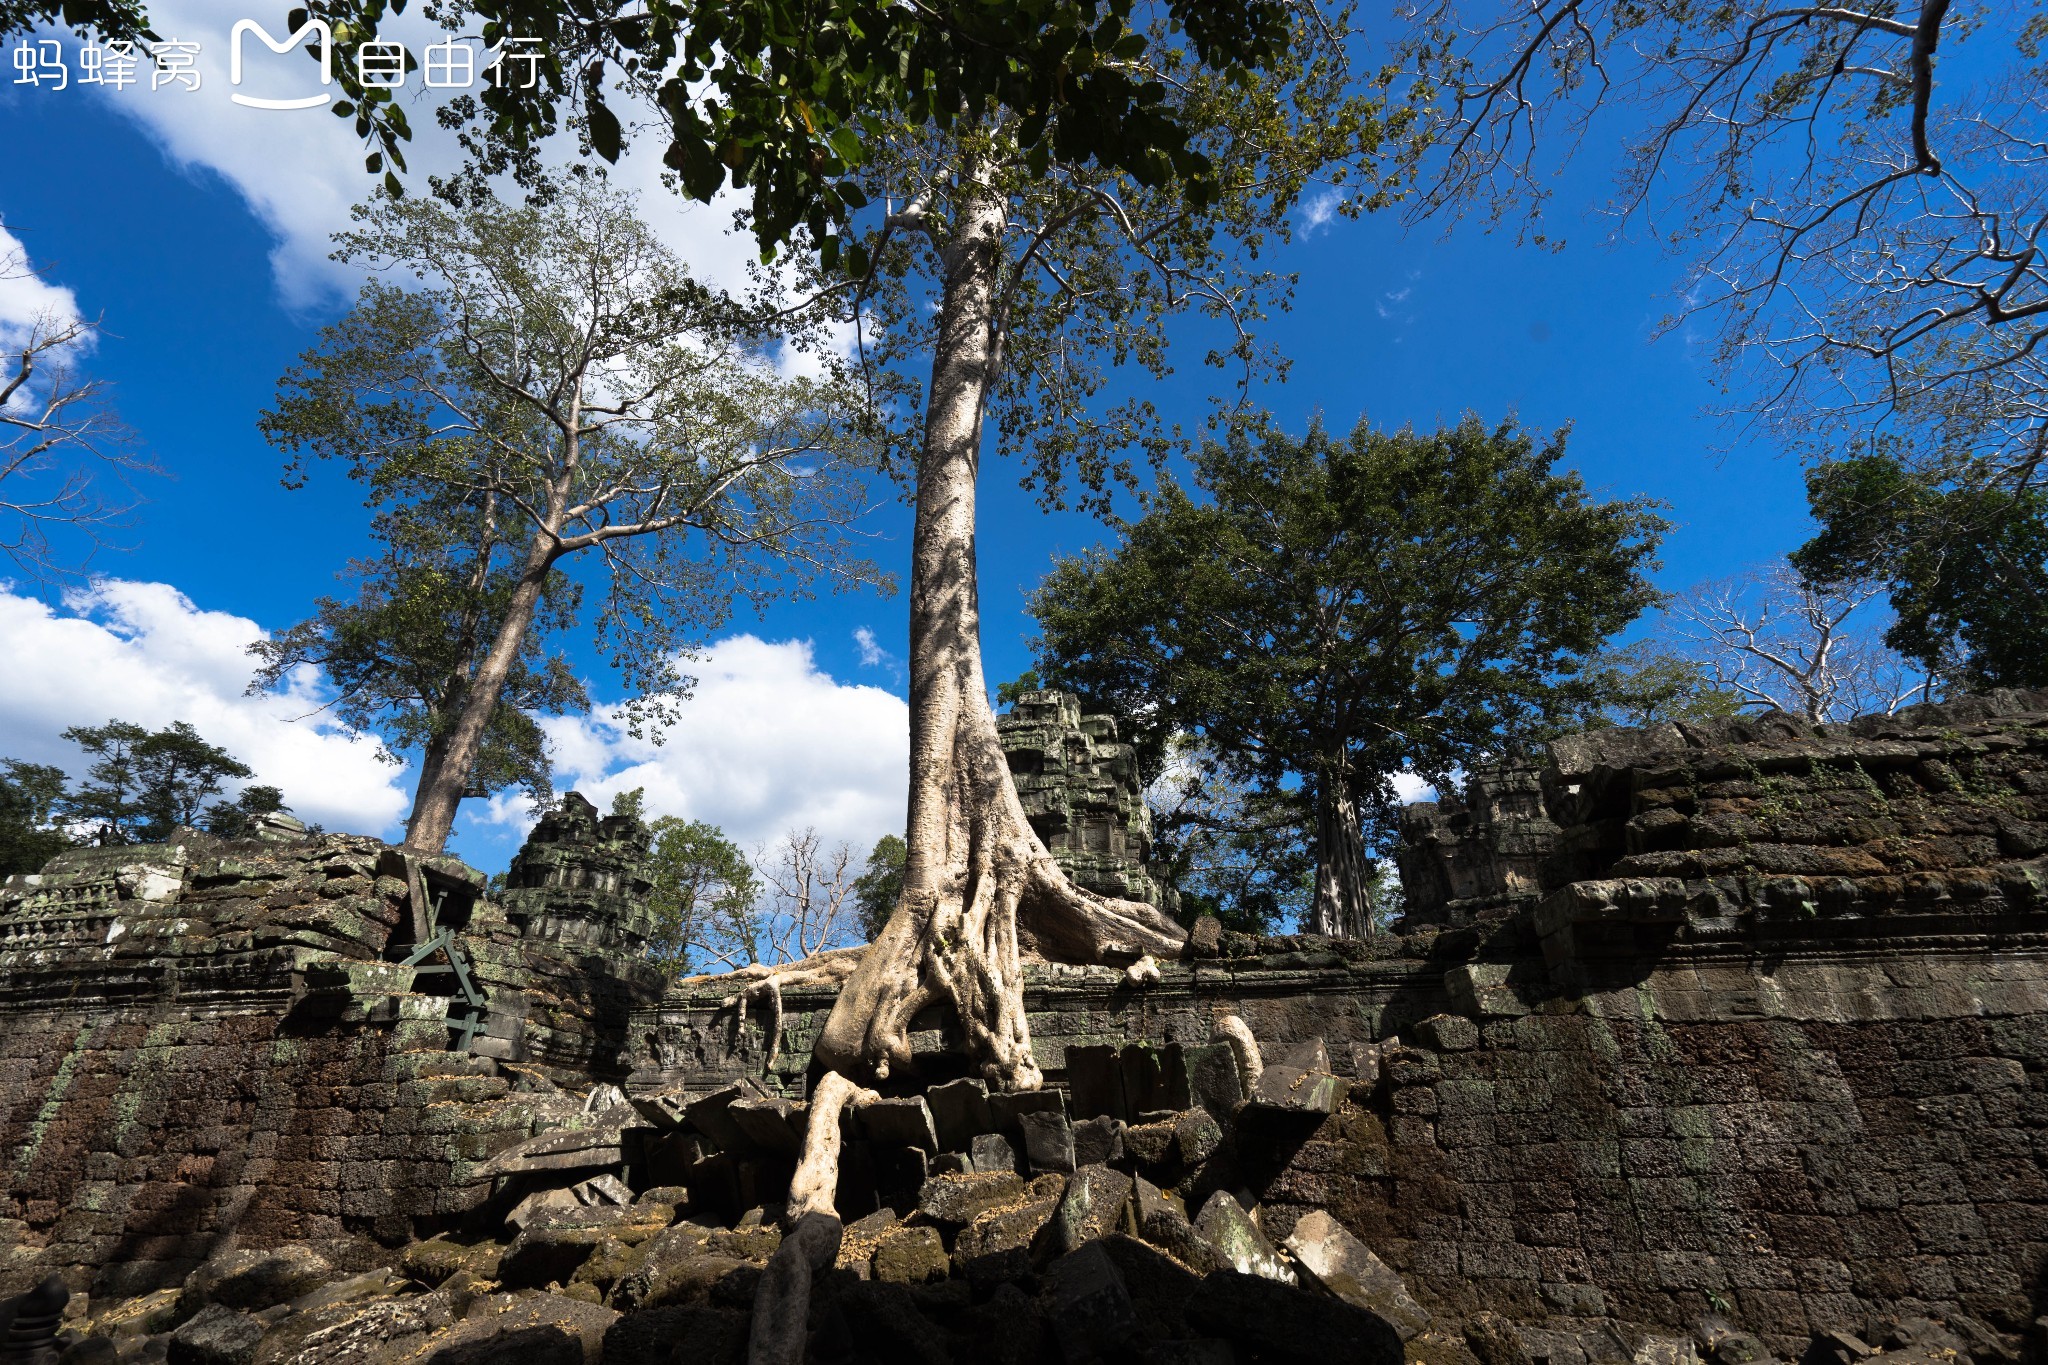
[1308,777,1374,938]
[813,177,1185,1093]
[403,542,555,853]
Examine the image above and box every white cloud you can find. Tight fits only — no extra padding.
[0,579,411,835]
[59,3,764,310]
[475,634,907,856]
[853,626,885,667]
[1300,189,1340,234]
[1391,770,1437,804]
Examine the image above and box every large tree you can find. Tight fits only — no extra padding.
[250,492,589,812]
[1027,417,1667,938]
[57,719,256,845]
[795,14,1384,1091]
[262,178,886,853]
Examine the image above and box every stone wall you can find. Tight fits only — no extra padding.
[631,692,2048,1351]
[0,803,663,1298]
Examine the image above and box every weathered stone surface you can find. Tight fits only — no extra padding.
[954,1191,1061,1261]
[1247,1037,1340,1116]
[1072,1114,1124,1166]
[1018,1108,1076,1174]
[969,1132,1019,1175]
[1052,1164,1134,1253]
[1282,1209,1429,1341]
[1411,1013,1479,1052]
[183,1248,333,1315]
[402,1239,503,1288]
[1182,1042,1244,1118]
[1172,1107,1223,1166]
[871,1226,948,1284]
[916,1171,1027,1225]
[1464,1311,1534,1365]
[923,1077,994,1151]
[1065,1044,1125,1121]
[1192,1192,1293,1284]
[987,1088,1065,1137]
[858,1096,939,1153]
[725,1096,803,1157]
[1132,1176,1218,1274]
[168,1304,263,1365]
[1045,1242,1141,1363]
[683,1082,765,1155]
[1186,1269,1405,1365]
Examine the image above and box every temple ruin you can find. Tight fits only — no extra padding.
[4,689,2047,1363]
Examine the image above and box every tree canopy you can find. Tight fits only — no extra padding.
[1794,452,2048,692]
[1027,416,1668,936]
[261,177,888,851]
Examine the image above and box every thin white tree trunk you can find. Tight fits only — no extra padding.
[814,175,1185,1093]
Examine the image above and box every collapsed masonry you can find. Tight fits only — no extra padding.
[4,690,2048,1365]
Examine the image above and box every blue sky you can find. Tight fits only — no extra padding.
[0,13,1818,872]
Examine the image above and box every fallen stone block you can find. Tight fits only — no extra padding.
[1281,1209,1429,1341]
[1065,1044,1126,1121]
[683,1082,768,1155]
[1073,1114,1124,1166]
[1182,1042,1245,1119]
[1193,1191,1294,1284]
[925,1076,995,1151]
[1052,1164,1135,1253]
[872,1226,949,1284]
[1046,1242,1141,1364]
[1247,1038,1340,1117]
[1019,1108,1076,1174]
[167,1303,262,1365]
[988,1088,1065,1137]
[970,1132,1020,1175]
[181,1246,333,1315]
[859,1095,940,1153]
[1173,1107,1223,1166]
[483,1124,627,1178]
[726,1096,804,1157]
[1187,1269,1404,1365]
[917,1170,1028,1225]
[601,1304,749,1365]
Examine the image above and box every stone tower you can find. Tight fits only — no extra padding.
[499,792,659,950]
[996,689,1167,908]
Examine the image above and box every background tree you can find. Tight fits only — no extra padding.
[852,835,907,943]
[57,719,259,845]
[1402,1,2048,501]
[263,177,887,853]
[1559,642,1745,732]
[754,829,864,963]
[202,785,293,840]
[1664,565,1935,724]
[250,494,588,810]
[1027,417,1667,939]
[1144,738,1312,936]
[0,760,71,876]
[1794,451,2048,692]
[643,815,760,975]
[1,217,151,579]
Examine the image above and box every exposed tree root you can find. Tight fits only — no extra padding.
[1212,1014,1264,1094]
[749,1070,876,1365]
[1126,954,1162,986]
[748,1212,842,1365]
[686,947,870,1075]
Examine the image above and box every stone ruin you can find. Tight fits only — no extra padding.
[2,690,2048,1364]
[998,689,1168,909]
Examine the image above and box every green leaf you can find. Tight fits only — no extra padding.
[588,96,623,162]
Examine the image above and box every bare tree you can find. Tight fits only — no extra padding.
[1666,565,1935,723]
[0,221,149,579]
[1400,1,2048,490]
[754,828,863,965]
